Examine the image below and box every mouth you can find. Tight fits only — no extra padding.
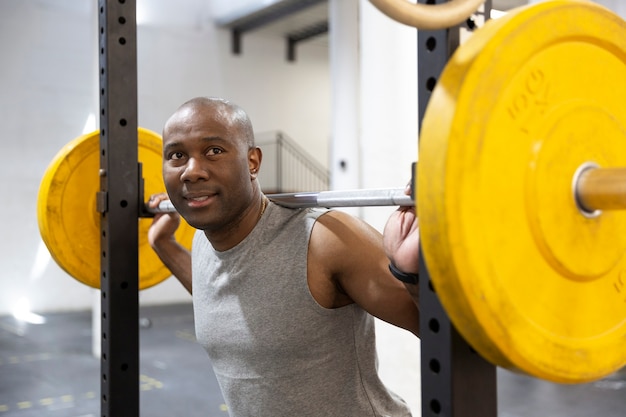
[183,192,217,209]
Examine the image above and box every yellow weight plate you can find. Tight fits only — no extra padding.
[37,128,195,290]
[418,0,626,383]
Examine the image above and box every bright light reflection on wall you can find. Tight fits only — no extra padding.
[12,297,46,325]
[29,240,51,282]
[136,1,148,26]
[491,9,508,19]
[82,112,96,134]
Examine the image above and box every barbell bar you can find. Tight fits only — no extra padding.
[576,166,626,213]
[149,188,414,213]
[37,0,626,386]
[146,165,626,214]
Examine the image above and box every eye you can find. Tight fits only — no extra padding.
[169,151,185,160]
[207,147,224,156]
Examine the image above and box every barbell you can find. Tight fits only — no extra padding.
[37,0,626,385]
[150,188,413,213]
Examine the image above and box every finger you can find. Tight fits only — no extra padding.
[148,193,169,207]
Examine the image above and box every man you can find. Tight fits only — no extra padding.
[148,97,420,416]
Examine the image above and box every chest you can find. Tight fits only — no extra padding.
[193,266,357,378]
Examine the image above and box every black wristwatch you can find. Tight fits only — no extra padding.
[389,263,419,285]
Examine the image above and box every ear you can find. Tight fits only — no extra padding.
[248,147,263,180]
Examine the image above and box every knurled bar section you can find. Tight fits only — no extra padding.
[98,0,140,416]
[417,1,497,416]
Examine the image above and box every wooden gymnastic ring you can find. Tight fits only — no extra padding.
[369,0,484,30]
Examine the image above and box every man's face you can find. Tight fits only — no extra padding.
[162,105,256,231]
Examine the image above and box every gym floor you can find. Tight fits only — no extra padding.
[0,303,624,417]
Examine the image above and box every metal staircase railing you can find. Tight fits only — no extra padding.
[256,130,329,194]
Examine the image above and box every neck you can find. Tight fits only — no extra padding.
[204,188,266,252]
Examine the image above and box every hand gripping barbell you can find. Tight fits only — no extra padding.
[38,0,626,385]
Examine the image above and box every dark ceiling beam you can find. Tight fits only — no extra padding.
[219,0,327,55]
[286,20,328,62]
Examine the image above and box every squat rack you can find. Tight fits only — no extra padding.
[416,2,497,416]
[98,1,140,416]
[97,0,497,416]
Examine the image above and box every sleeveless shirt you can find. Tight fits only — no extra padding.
[192,202,411,417]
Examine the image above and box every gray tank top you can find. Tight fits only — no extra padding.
[192,202,411,417]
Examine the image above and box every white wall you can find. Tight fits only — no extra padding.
[358,0,418,231]
[1,1,97,316]
[0,0,330,315]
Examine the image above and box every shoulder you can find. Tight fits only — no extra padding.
[264,203,326,227]
[310,210,383,267]
[313,210,382,242]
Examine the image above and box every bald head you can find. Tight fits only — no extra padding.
[164,97,255,149]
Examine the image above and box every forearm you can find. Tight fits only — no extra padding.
[404,282,419,322]
[388,262,420,317]
[152,238,193,294]
[384,282,420,337]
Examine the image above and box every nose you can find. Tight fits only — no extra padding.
[180,157,209,182]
